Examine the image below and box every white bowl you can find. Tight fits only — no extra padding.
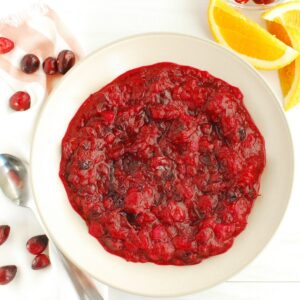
[30,33,294,297]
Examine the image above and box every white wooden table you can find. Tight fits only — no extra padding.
[0,1,299,299]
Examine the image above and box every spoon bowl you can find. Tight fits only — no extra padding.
[0,154,29,207]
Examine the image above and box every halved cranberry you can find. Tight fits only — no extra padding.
[9,91,31,111]
[43,57,58,75]
[0,37,14,54]
[32,254,50,270]
[26,235,48,255]
[57,50,75,74]
[20,54,40,74]
[0,225,10,246]
[0,265,17,285]
[234,0,249,3]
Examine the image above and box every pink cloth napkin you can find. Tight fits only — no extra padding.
[0,2,84,161]
[0,3,83,95]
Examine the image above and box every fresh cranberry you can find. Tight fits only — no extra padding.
[20,54,40,74]
[26,235,48,255]
[0,225,10,246]
[0,266,17,285]
[26,234,48,255]
[32,254,50,270]
[0,37,14,54]
[43,57,58,75]
[9,91,31,111]
[57,50,75,74]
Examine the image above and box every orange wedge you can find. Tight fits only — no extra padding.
[263,1,300,111]
[208,0,298,70]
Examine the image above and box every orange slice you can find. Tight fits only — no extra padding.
[208,0,298,70]
[263,1,300,111]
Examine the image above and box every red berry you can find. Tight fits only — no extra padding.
[26,235,48,255]
[0,37,14,54]
[20,54,40,74]
[0,265,17,285]
[0,225,10,246]
[43,57,58,75]
[9,91,31,111]
[32,254,50,270]
[57,50,75,74]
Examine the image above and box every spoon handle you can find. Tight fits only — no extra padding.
[52,246,104,300]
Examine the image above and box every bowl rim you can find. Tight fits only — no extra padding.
[30,32,295,297]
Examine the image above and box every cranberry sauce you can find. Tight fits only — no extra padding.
[60,62,266,265]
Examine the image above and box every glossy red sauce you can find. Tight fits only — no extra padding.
[60,62,266,265]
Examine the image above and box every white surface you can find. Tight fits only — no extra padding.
[0,0,300,299]
[31,33,293,297]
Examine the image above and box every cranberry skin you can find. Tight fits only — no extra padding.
[0,266,17,285]
[9,91,31,111]
[57,50,75,74]
[0,225,10,246]
[26,235,48,255]
[32,254,50,270]
[43,57,58,75]
[0,37,14,54]
[20,54,40,74]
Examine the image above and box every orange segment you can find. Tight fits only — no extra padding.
[263,1,300,110]
[266,21,292,47]
[208,0,298,70]
[266,21,295,97]
[279,62,296,97]
[214,9,285,60]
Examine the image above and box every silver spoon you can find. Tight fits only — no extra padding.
[0,153,104,300]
